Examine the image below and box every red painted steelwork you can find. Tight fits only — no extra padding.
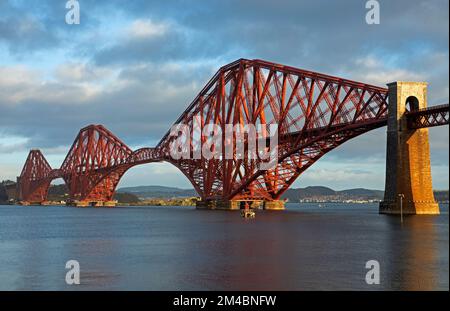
[406,104,449,129]
[16,59,449,204]
[18,150,54,203]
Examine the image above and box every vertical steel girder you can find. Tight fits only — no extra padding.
[59,124,135,202]
[18,150,53,203]
[16,59,449,204]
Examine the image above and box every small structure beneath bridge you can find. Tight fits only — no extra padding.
[196,199,285,210]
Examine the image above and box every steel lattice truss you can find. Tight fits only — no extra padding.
[156,59,390,200]
[17,59,449,204]
[406,104,449,129]
[17,150,53,203]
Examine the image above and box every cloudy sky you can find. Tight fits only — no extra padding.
[0,0,448,190]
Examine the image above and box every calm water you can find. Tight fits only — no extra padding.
[0,203,448,290]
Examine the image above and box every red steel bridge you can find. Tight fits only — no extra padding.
[16,59,449,207]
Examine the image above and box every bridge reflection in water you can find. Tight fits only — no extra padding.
[384,214,446,290]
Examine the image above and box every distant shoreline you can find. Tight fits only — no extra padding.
[2,181,449,206]
[1,200,449,207]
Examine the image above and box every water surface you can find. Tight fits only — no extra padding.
[0,203,448,290]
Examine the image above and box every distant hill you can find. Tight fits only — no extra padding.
[281,186,385,202]
[0,180,16,203]
[117,186,448,202]
[116,184,447,202]
[434,190,449,202]
[113,192,140,203]
[288,186,335,197]
[117,185,197,198]
[338,188,384,197]
[47,184,69,201]
[0,184,8,203]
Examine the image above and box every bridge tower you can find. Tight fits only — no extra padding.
[380,82,439,215]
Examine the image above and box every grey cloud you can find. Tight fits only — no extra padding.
[93,24,235,66]
[0,16,59,53]
[0,0,103,56]
[0,141,28,154]
[88,0,449,89]
[0,62,214,149]
[94,30,188,65]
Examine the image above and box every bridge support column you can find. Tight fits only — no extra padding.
[263,200,285,210]
[66,200,117,207]
[196,200,241,210]
[196,199,285,210]
[380,82,439,215]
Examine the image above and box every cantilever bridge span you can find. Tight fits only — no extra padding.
[16,59,449,211]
